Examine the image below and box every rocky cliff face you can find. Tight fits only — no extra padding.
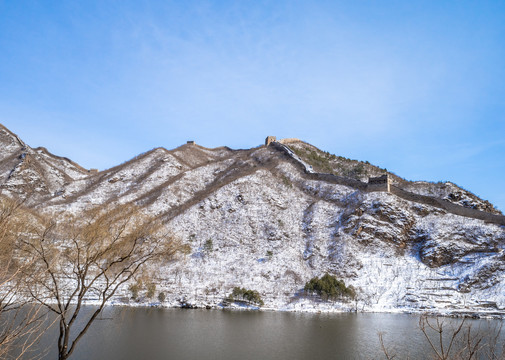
[1,124,504,316]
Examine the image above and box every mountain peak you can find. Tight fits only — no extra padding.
[1,123,504,315]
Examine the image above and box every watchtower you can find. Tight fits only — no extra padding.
[265,136,276,146]
[187,140,195,145]
[368,174,391,192]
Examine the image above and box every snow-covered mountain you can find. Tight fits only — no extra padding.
[1,123,504,316]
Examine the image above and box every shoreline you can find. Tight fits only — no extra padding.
[101,299,505,320]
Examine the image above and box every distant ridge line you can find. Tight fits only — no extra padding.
[272,142,505,226]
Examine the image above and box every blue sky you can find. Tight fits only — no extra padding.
[1,1,504,210]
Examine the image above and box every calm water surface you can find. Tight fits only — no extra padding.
[33,307,504,360]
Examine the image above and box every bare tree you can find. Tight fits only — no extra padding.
[419,315,471,360]
[0,196,47,359]
[483,322,505,360]
[19,205,178,360]
[378,331,398,360]
[380,315,505,360]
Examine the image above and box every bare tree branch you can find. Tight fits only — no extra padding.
[21,204,179,360]
[0,196,48,359]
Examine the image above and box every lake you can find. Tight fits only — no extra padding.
[27,307,505,359]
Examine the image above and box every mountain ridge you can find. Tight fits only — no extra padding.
[1,123,501,218]
[1,123,504,316]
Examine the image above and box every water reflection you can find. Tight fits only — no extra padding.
[28,307,504,360]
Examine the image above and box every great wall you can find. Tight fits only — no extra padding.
[266,136,505,226]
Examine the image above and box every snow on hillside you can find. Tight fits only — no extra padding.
[144,166,505,316]
[1,125,504,316]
